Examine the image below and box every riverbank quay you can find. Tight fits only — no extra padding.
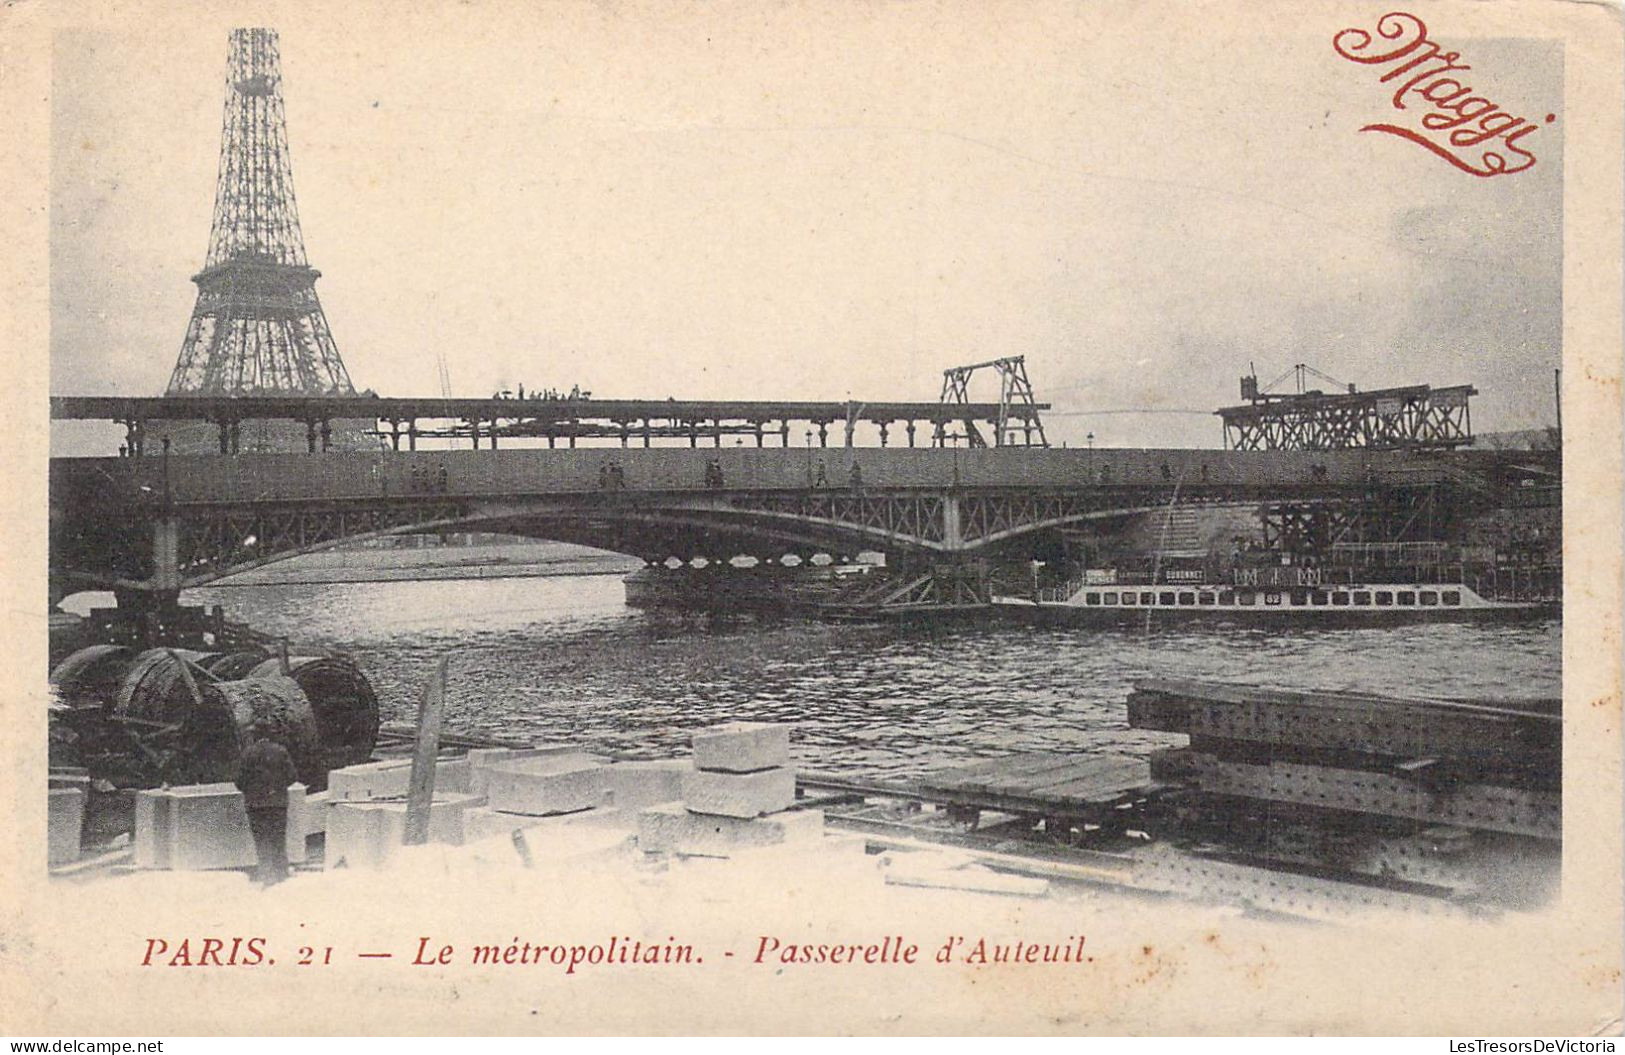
[51,681,1560,922]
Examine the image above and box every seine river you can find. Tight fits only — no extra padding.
[156,569,1564,779]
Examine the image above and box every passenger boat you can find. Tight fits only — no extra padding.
[993,545,1558,623]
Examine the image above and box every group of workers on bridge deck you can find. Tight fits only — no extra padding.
[495,384,590,401]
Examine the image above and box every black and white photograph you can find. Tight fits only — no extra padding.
[6,0,1622,1038]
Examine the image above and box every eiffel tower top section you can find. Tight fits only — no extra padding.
[203,28,310,272]
[166,28,356,397]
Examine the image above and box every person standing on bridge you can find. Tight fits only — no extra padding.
[235,722,297,886]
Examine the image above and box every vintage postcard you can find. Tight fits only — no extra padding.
[2,0,1620,1037]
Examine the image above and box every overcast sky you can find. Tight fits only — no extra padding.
[49,4,1563,449]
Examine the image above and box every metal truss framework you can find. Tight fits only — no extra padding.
[167,29,355,397]
[1256,489,1455,553]
[1219,385,1475,452]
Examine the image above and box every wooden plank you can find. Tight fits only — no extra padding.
[965,756,1092,794]
[402,657,448,847]
[920,753,1072,791]
[980,756,1120,795]
[1029,759,1153,804]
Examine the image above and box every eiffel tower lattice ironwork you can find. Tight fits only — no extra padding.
[166,28,355,397]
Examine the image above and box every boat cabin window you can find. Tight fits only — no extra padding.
[1140,592,1156,605]
[1441,590,1461,606]
[1103,592,1119,604]
[1178,592,1196,605]
[1352,591,1372,605]
[1218,591,1235,605]
[1419,591,1439,606]
[1290,590,1310,605]
[1375,591,1393,606]
[1085,592,1101,606]
[1397,591,1416,605]
[1332,592,1351,606]
[1120,592,1134,605]
[1198,592,1217,606]
[1312,591,1331,605]
[1159,591,1176,605]
[1237,592,1257,606]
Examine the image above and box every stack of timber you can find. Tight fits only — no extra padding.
[1128,677,1561,907]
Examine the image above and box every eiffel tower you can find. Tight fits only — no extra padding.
[166,28,355,398]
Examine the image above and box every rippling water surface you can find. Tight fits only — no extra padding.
[181,573,1561,778]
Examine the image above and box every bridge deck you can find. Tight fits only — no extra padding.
[51,394,1041,427]
[48,446,1496,506]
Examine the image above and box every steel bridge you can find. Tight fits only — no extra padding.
[50,442,1556,613]
[51,395,1048,454]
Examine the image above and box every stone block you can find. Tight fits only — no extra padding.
[692,722,791,773]
[460,805,624,844]
[324,792,484,870]
[48,787,85,866]
[467,745,590,795]
[283,783,309,865]
[133,783,307,871]
[133,783,256,870]
[601,759,688,812]
[636,803,824,858]
[326,757,479,801]
[682,766,796,818]
[485,757,609,816]
[435,756,473,794]
[515,824,634,868]
[302,789,333,836]
[325,760,410,800]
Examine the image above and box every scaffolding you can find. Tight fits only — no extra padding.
[938,355,1049,448]
[1219,367,1475,451]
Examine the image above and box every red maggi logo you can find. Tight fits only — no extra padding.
[1333,11,1555,177]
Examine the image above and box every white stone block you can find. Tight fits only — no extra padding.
[637,803,824,857]
[48,787,84,866]
[302,790,333,836]
[485,757,609,816]
[133,783,255,870]
[460,805,624,844]
[326,756,479,801]
[691,722,791,773]
[325,760,411,800]
[682,766,796,818]
[284,783,308,864]
[324,792,484,870]
[514,824,634,868]
[601,759,688,812]
[467,745,590,795]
